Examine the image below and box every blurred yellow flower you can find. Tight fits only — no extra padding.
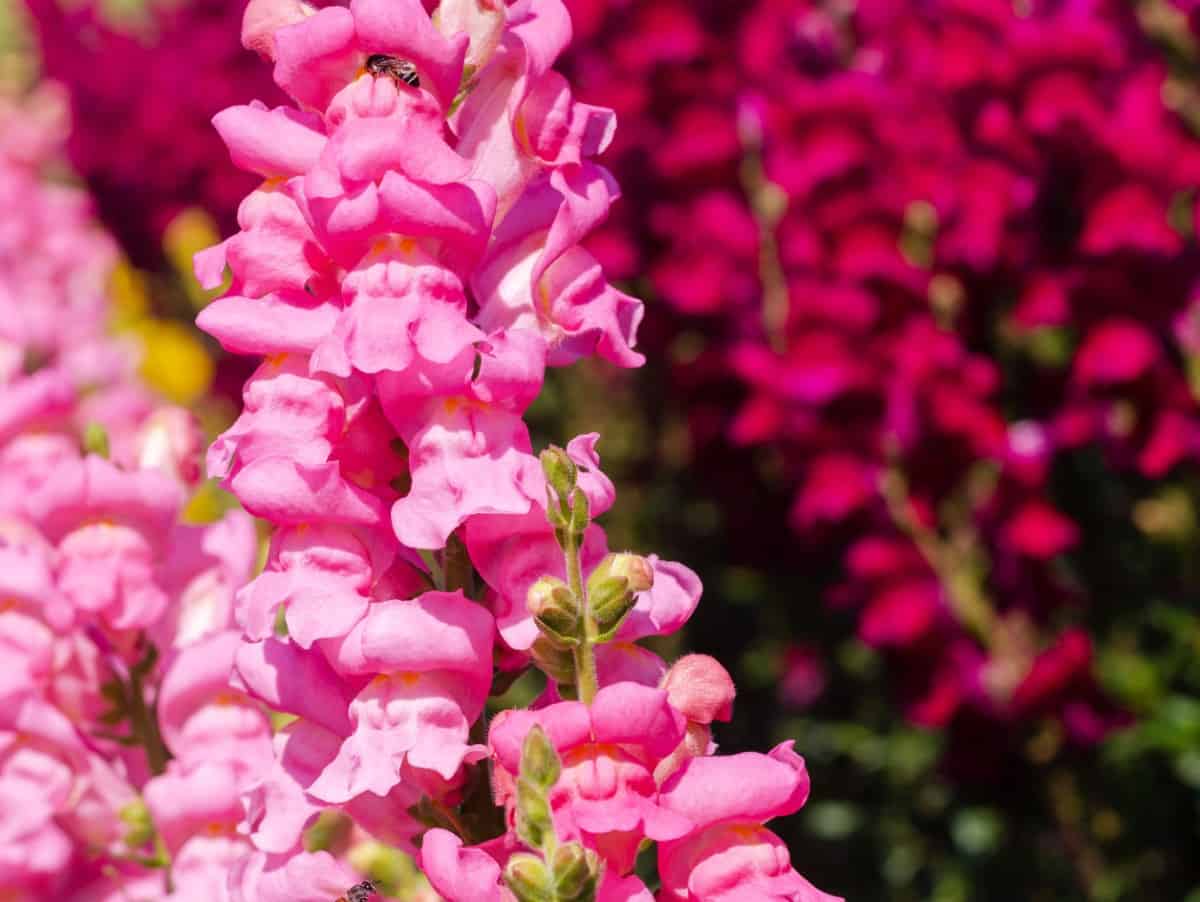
[131,317,214,405]
[108,259,151,325]
[164,206,226,309]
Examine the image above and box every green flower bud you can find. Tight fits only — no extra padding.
[516,777,554,850]
[520,725,562,791]
[84,421,110,459]
[528,577,579,644]
[118,798,155,849]
[567,487,590,535]
[587,553,653,639]
[545,487,569,531]
[590,588,638,640]
[531,635,577,683]
[607,553,654,593]
[540,446,578,502]
[551,843,600,901]
[504,853,554,902]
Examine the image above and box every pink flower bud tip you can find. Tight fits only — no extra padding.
[662,654,735,724]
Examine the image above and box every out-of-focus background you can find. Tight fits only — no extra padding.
[8,0,1200,898]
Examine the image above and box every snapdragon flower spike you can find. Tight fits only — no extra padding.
[197,0,637,852]
[196,0,841,897]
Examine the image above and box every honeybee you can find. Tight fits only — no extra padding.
[365,54,420,88]
[336,879,377,902]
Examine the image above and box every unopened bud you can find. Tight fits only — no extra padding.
[587,553,653,639]
[551,843,600,901]
[661,654,736,724]
[610,553,654,592]
[504,853,553,902]
[567,487,590,535]
[531,636,576,684]
[590,585,638,640]
[516,779,554,851]
[546,488,569,532]
[588,553,653,598]
[540,446,578,502]
[528,577,579,644]
[118,799,155,848]
[84,421,110,459]
[520,725,561,791]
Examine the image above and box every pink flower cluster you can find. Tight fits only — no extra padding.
[563,0,1200,756]
[0,84,257,898]
[188,0,841,897]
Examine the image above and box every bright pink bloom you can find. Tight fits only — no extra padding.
[656,743,840,901]
[490,682,692,873]
[307,590,493,799]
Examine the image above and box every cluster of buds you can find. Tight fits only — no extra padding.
[500,727,603,901]
[528,446,654,701]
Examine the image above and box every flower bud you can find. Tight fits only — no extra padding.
[588,553,654,597]
[590,585,638,640]
[504,853,553,902]
[551,843,600,901]
[661,654,736,724]
[531,635,576,684]
[540,446,578,503]
[520,725,561,791]
[516,779,554,851]
[587,553,653,639]
[567,487,590,535]
[545,490,569,535]
[611,552,655,592]
[118,798,155,848]
[528,577,579,644]
[84,421,110,459]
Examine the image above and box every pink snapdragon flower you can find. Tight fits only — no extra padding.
[489,682,693,873]
[656,744,836,902]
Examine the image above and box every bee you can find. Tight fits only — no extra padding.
[365,54,420,88]
[335,880,378,902]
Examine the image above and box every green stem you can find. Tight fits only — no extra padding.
[157,833,175,893]
[432,799,472,842]
[563,527,598,704]
[740,141,789,354]
[443,535,475,597]
[879,458,997,647]
[419,549,446,591]
[122,645,170,776]
[127,673,170,776]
